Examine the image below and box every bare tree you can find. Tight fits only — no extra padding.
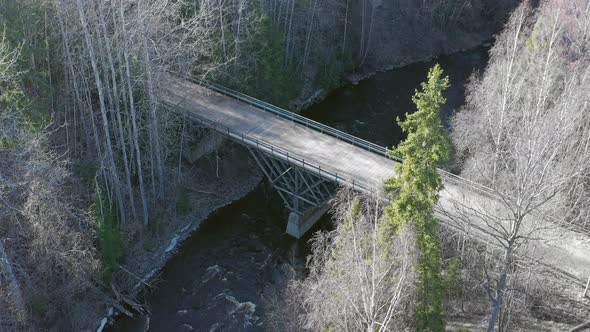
[449,1,590,330]
[1,30,101,327]
[289,189,417,331]
[76,0,127,224]
[54,0,237,227]
[0,30,27,326]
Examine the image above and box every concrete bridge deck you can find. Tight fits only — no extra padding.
[161,75,590,289]
[162,76,395,193]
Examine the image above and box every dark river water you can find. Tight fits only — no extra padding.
[109,46,489,332]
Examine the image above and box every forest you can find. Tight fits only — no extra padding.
[0,0,589,331]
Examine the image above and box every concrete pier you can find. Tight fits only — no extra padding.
[286,204,331,238]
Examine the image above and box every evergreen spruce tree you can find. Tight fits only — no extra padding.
[382,64,450,331]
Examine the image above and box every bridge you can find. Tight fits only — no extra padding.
[161,75,590,290]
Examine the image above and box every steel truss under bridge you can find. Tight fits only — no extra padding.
[248,148,336,236]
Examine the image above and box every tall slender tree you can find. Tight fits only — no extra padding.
[383,64,450,332]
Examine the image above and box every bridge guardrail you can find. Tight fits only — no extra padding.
[163,99,379,196]
[202,81,389,157]
[204,83,501,193]
[196,81,515,199]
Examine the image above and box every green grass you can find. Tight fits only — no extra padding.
[94,188,123,284]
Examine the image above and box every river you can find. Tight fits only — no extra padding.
[109,45,489,332]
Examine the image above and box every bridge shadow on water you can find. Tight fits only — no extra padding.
[109,45,490,332]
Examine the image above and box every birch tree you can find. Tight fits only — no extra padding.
[450,2,590,330]
[55,0,232,226]
[291,189,417,331]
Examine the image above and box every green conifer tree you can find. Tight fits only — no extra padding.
[382,64,450,331]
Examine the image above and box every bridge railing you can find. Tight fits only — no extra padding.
[198,81,508,199]
[164,101,379,196]
[202,81,389,157]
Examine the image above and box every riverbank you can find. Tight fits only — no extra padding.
[108,182,328,332]
[97,141,263,331]
[294,36,494,112]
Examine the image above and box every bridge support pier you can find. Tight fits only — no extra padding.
[249,148,335,238]
[286,203,332,238]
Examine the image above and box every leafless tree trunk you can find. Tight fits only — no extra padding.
[342,0,349,55]
[359,0,378,66]
[118,0,150,225]
[96,0,138,221]
[76,0,126,224]
[142,26,165,199]
[302,0,319,72]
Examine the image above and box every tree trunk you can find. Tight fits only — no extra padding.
[0,241,26,315]
[96,0,138,222]
[487,245,513,332]
[302,0,319,72]
[141,9,164,198]
[284,0,295,67]
[76,0,126,224]
[119,0,149,226]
